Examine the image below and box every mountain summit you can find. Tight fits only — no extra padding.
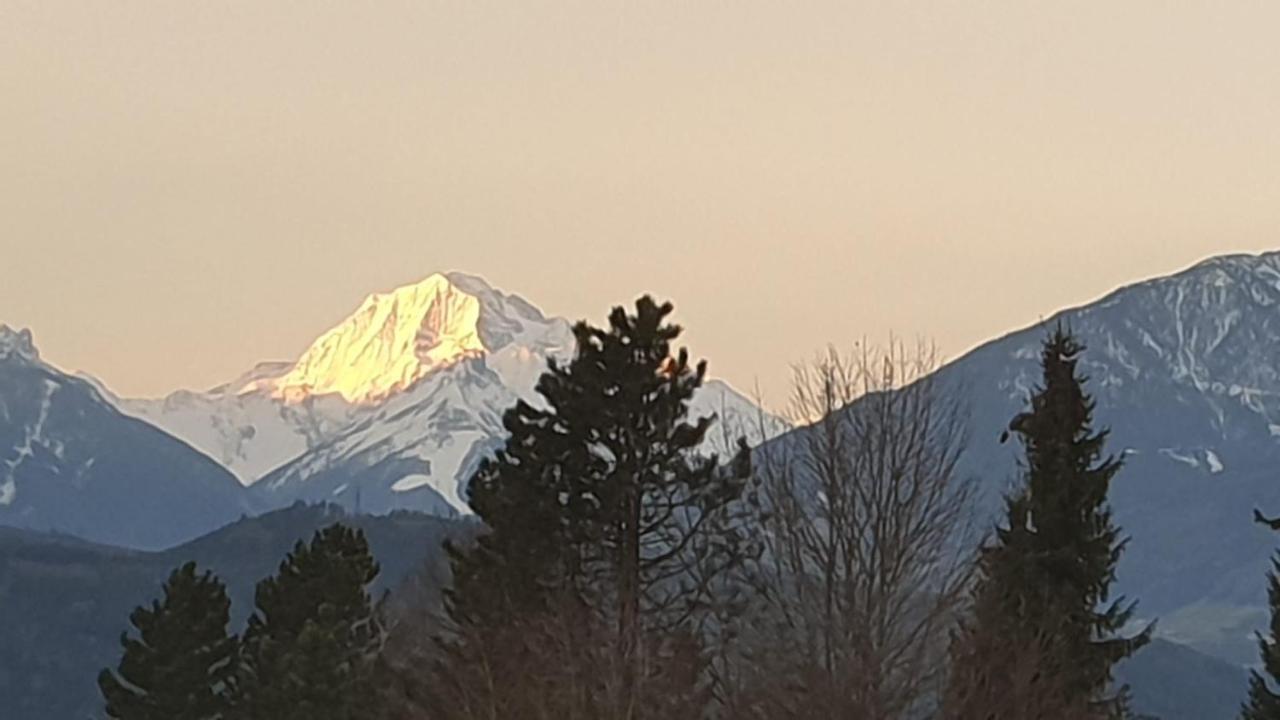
[0,325,38,363]
[101,273,776,521]
[248,273,562,405]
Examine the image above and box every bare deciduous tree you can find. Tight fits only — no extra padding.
[721,341,976,720]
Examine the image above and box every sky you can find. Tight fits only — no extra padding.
[2,1,1279,406]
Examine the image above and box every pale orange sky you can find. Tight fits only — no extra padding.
[2,2,1278,405]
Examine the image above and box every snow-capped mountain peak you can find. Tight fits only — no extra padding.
[98,271,780,517]
[243,272,571,406]
[0,326,39,364]
[250,274,486,405]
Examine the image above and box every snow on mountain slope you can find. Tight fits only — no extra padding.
[252,357,514,515]
[757,251,1280,666]
[109,272,779,514]
[0,326,251,549]
[252,274,491,404]
[251,366,786,516]
[111,272,575,485]
[109,365,355,485]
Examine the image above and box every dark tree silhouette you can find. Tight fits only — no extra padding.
[946,326,1149,719]
[434,296,751,719]
[1243,510,1280,719]
[98,562,237,720]
[236,523,384,720]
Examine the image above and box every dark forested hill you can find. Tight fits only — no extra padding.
[0,503,463,720]
[1116,638,1248,720]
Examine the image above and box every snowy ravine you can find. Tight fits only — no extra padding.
[100,272,787,518]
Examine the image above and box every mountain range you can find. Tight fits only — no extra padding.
[0,327,249,548]
[9,255,1280,716]
[876,251,1280,666]
[0,272,778,548]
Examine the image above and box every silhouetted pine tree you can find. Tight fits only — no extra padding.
[98,562,237,720]
[1242,518,1280,719]
[236,523,384,720]
[434,296,752,719]
[946,326,1149,720]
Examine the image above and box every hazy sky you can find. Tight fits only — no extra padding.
[3,2,1279,405]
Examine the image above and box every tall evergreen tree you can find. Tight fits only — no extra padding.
[946,326,1149,719]
[1242,511,1280,719]
[435,296,752,719]
[98,562,237,720]
[236,523,384,720]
